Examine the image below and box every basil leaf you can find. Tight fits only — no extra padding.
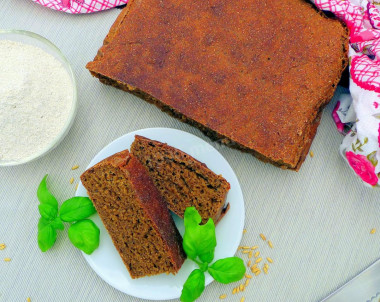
[59,197,96,222]
[37,175,58,210]
[37,217,57,252]
[208,257,246,284]
[184,207,202,229]
[38,204,58,220]
[183,210,216,263]
[68,219,100,255]
[180,269,205,302]
[51,217,64,230]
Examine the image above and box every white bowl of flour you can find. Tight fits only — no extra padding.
[0,30,77,166]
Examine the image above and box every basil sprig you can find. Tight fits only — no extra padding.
[37,174,99,255]
[180,207,246,302]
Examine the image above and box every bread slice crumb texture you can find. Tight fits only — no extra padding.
[131,135,230,224]
[80,150,185,278]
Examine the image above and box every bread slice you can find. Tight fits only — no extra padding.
[80,150,186,279]
[131,135,230,224]
[86,0,348,170]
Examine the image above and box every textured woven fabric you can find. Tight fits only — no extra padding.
[313,0,380,187]
[0,1,379,302]
[32,0,128,13]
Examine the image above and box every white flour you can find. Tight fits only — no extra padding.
[0,40,73,162]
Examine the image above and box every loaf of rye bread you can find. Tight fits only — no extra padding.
[86,0,349,170]
[80,150,186,278]
[131,135,230,224]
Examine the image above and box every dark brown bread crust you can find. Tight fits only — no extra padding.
[80,150,186,278]
[131,135,230,224]
[86,0,349,170]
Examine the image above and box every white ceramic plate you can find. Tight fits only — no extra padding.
[76,128,245,300]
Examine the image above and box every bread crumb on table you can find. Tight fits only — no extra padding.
[370,228,376,234]
[3,258,11,262]
[310,151,314,157]
[0,243,5,250]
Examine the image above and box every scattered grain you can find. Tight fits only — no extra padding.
[241,246,250,249]
[247,260,252,267]
[267,257,273,263]
[240,297,245,302]
[255,257,262,264]
[251,267,260,274]
[0,244,5,250]
[239,284,244,291]
[242,250,250,254]
[268,240,273,248]
[232,288,237,294]
[310,151,314,158]
[71,165,79,170]
[69,177,74,184]
[255,270,261,276]
[370,228,376,234]
[4,258,11,262]
[245,279,250,287]
[243,229,247,234]
[259,233,266,241]
[219,294,227,299]
[237,246,243,250]
[254,251,260,258]
[26,298,31,302]
[75,183,79,191]
[251,245,258,250]
[263,266,268,274]
[248,251,253,258]
[245,273,252,279]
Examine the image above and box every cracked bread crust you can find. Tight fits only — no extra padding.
[86,0,349,170]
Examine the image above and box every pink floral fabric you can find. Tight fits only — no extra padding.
[346,151,378,185]
[313,0,380,187]
[32,0,128,14]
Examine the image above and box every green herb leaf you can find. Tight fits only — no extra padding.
[37,217,57,252]
[208,257,246,284]
[38,204,58,221]
[180,269,205,302]
[37,175,58,210]
[184,207,202,228]
[183,208,216,263]
[59,197,96,222]
[68,219,100,255]
[51,217,64,230]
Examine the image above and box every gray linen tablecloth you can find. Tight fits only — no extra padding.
[0,1,379,301]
